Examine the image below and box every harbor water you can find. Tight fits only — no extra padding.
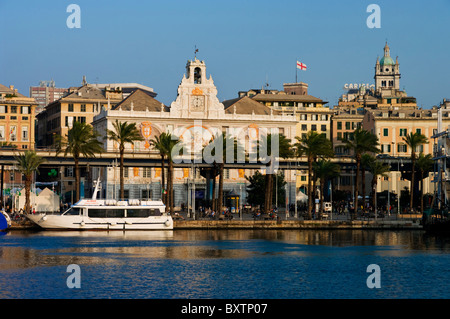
[0,229,449,299]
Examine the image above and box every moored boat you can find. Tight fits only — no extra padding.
[26,178,173,230]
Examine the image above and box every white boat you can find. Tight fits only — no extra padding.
[27,178,173,231]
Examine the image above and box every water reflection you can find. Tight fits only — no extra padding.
[1,230,449,271]
[1,229,449,299]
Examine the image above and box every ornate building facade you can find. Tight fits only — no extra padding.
[91,58,298,211]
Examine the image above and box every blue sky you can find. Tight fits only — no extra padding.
[0,0,449,108]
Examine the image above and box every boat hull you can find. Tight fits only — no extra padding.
[26,214,173,230]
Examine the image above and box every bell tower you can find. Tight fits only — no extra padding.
[374,42,401,96]
[170,58,224,118]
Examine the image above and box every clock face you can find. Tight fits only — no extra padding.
[191,96,204,111]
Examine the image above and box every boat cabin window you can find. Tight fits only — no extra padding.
[64,207,81,216]
[88,209,125,218]
[127,208,161,217]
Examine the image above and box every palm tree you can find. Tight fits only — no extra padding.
[14,151,46,214]
[107,120,143,199]
[295,131,333,219]
[344,128,380,218]
[313,159,340,218]
[403,132,428,212]
[151,132,180,214]
[416,152,433,213]
[361,153,374,212]
[258,133,293,214]
[367,156,390,215]
[213,134,245,213]
[55,121,104,203]
[150,132,170,204]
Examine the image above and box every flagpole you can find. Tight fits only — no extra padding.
[296,59,298,83]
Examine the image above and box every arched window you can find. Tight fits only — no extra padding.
[194,67,202,84]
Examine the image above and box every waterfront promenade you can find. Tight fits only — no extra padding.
[8,211,424,230]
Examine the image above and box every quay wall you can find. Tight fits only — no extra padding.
[173,220,423,230]
[7,219,423,230]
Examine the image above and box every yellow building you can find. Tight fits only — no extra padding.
[0,84,37,150]
[36,83,123,147]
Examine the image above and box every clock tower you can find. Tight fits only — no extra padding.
[170,58,225,118]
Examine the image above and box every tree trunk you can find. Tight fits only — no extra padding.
[361,168,366,213]
[319,179,324,219]
[211,165,217,213]
[307,157,313,219]
[354,155,361,219]
[410,153,415,212]
[25,175,32,214]
[161,155,166,204]
[264,173,270,214]
[120,145,124,200]
[218,162,224,213]
[168,161,174,214]
[372,177,377,213]
[74,157,80,203]
[420,170,424,214]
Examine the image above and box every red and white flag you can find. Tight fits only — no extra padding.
[297,61,307,70]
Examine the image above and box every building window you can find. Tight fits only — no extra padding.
[65,167,74,177]
[124,167,129,178]
[382,144,391,153]
[0,105,7,113]
[21,106,30,114]
[10,116,17,120]
[337,122,342,130]
[10,126,17,141]
[301,124,307,131]
[383,128,389,136]
[76,116,86,123]
[337,132,342,140]
[11,106,17,113]
[300,114,307,121]
[311,124,317,131]
[0,126,5,141]
[321,115,328,121]
[399,128,407,137]
[321,125,326,132]
[416,128,422,135]
[141,189,152,199]
[398,144,407,153]
[300,175,307,181]
[68,104,74,112]
[22,126,28,141]
[80,104,86,112]
[143,167,151,178]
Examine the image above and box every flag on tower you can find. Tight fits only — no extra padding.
[297,61,307,70]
